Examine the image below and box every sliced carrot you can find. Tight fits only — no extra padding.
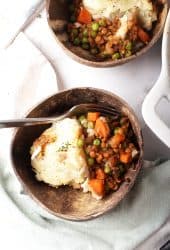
[95,117,110,139]
[89,179,104,196]
[120,152,132,164]
[138,28,150,44]
[77,7,92,24]
[96,168,105,180]
[110,134,125,148]
[87,112,100,122]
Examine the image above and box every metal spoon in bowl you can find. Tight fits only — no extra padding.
[0,103,119,128]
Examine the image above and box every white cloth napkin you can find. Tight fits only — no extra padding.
[0,32,58,186]
[0,0,44,49]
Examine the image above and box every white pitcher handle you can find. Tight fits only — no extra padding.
[142,76,170,147]
[142,10,170,148]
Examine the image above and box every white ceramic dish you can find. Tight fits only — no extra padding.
[142,10,170,148]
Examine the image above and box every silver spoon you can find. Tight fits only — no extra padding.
[0,103,119,128]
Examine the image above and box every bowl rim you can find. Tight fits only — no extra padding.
[10,87,144,221]
[45,0,168,68]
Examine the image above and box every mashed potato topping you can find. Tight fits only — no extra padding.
[83,0,157,30]
[30,118,88,187]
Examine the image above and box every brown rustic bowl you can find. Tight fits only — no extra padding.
[11,88,143,221]
[46,0,168,67]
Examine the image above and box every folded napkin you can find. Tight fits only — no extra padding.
[0,157,170,250]
[0,25,170,250]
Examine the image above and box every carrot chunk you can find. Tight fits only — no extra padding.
[89,179,104,196]
[110,134,125,148]
[87,112,100,122]
[120,152,132,164]
[138,28,150,44]
[77,7,92,24]
[96,168,105,180]
[95,118,110,139]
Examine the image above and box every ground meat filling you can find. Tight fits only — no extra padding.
[77,112,139,197]
[67,0,157,60]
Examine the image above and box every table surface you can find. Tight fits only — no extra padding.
[24,10,170,161]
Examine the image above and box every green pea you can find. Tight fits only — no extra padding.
[87,121,94,129]
[92,22,99,31]
[69,4,75,12]
[82,43,89,50]
[83,29,88,37]
[70,14,76,23]
[104,164,111,174]
[91,30,97,38]
[78,115,86,123]
[126,41,132,51]
[73,37,80,45]
[112,52,120,60]
[77,138,84,147]
[99,19,106,26]
[90,48,98,55]
[93,138,101,146]
[114,127,120,134]
[72,28,78,36]
[81,119,88,128]
[82,37,88,44]
[100,52,109,58]
[125,50,132,57]
[30,146,34,155]
[87,157,94,166]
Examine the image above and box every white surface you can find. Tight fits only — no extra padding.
[24,10,170,160]
[0,33,58,119]
[142,10,170,148]
[0,0,43,48]
[0,32,58,179]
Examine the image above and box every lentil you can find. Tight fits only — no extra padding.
[67,0,153,61]
[75,111,139,196]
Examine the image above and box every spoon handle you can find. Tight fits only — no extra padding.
[0,117,61,128]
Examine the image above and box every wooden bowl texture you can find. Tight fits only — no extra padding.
[11,88,143,221]
[46,0,168,67]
